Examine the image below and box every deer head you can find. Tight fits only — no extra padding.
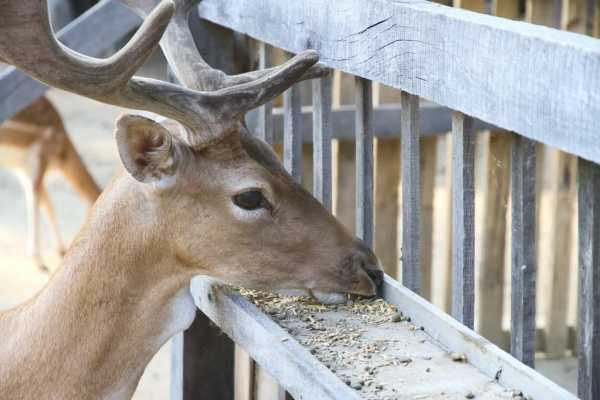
[0,0,382,302]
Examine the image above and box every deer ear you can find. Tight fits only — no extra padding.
[114,114,175,185]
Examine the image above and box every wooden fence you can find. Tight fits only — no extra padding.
[0,0,599,399]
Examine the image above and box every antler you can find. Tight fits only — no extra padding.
[118,0,330,92]
[0,0,323,148]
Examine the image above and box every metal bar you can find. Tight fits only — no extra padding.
[510,134,537,367]
[283,84,303,183]
[355,77,374,247]
[312,74,333,211]
[451,112,476,329]
[256,42,273,144]
[577,158,600,400]
[400,91,421,293]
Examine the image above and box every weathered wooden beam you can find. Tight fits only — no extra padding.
[189,274,576,400]
[451,112,476,329]
[355,77,374,247]
[190,278,361,400]
[400,92,421,293]
[312,74,333,211]
[381,276,576,399]
[198,0,600,164]
[284,84,303,183]
[0,0,139,123]
[510,135,537,367]
[246,103,499,143]
[577,158,600,400]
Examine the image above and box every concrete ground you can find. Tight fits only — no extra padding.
[0,88,576,398]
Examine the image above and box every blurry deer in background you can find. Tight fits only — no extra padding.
[0,0,382,398]
[0,96,101,271]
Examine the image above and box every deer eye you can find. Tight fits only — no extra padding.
[233,190,265,211]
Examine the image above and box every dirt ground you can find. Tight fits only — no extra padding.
[0,88,576,398]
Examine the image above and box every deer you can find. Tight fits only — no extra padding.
[0,0,382,399]
[0,96,102,271]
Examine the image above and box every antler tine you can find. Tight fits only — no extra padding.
[0,0,227,145]
[0,0,175,98]
[119,0,330,92]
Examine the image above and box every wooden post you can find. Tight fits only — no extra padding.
[284,84,303,183]
[312,74,333,211]
[171,312,235,400]
[577,158,600,400]
[451,112,476,329]
[510,134,537,367]
[400,91,421,294]
[355,77,374,247]
[256,42,273,144]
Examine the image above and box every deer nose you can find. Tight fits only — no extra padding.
[352,241,384,292]
[365,265,384,288]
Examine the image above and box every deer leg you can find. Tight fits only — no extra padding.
[24,179,47,271]
[24,142,49,272]
[40,185,66,257]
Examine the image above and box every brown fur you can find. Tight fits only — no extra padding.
[0,116,378,399]
[0,97,102,269]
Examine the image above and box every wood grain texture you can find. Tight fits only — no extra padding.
[355,77,374,247]
[381,276,577,399]
[577,158,600,400]
[510,135,537,368]
[197,0,600,163]
[312,75,333,211]
[451,112,476,329]
[0,0,140,122]
[170,311,235,400]
[284,84,303,183]
[190,277,361,400]
[400,92,421,293]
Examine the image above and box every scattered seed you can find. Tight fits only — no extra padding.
[451,352,468,362]
[391,312,404,322]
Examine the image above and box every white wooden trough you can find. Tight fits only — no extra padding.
[190,275,574,400]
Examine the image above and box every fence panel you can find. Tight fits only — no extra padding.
[451,112,476,329]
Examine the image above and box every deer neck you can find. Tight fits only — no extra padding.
[0,173,198,399]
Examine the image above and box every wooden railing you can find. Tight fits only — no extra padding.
[187,0,599,399]
[0,0,598,399]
